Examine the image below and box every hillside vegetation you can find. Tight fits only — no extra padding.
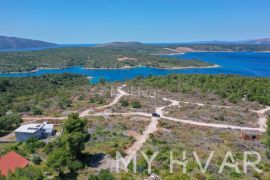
[169,44,270,52]
[129,74,270,105]
[0,74,90,133]
[1,74,270,179]
[0,35,57,49]
[0,44,211,73]
[2,42,270,73]
[0,73,90,115]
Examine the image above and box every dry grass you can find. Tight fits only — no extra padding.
[111,96,170,113]
[140,120,270,179]
[164,103,259,127]
[84,115,149,156]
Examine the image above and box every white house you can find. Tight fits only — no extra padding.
[15,122,54,142]
[43,123,54,138]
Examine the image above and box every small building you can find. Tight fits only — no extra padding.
[0,151,29,176]
[241,130,261,141]
[43,123,55,138]
[15,122,54,142]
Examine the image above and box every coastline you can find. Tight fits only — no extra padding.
[161,50,270,54]
[158,50,264,56]
[158,52,185,56]
[161,48,186,55]
[154,64,220,70]
[0,64,219,74]
[83,65,134,70]
[1,51,268,74]
[1,67,66,74]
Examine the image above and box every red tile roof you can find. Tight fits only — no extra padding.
[0,151,29,176]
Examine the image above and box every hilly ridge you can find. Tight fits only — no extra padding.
[187,38,270,45]
[0,36,57,49]
[241,38,270,45]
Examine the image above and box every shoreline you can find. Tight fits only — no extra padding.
[1,67,67,74]
[83,65,134,70]
[158,52,185,56]
[154,64,220,70]
[0,64,219,74]
[161,50,270,55]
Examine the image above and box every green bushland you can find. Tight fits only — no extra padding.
[0,44,211,73]
[120,99,129,107]
[0,114,22,134]
[131,100,142,108]
[266,118,270,158]
[0,137,45,158]
[6,166,44,180]
[129,74,270,105]
[46,113,90,177]
[89,94,105,105]
[0,73,89,114]
[85,116,136,159]
[1,135,129,180]
[88,170,115,180]
[0,73,89,134]
[120,98,142,108]
[0,113,90,179]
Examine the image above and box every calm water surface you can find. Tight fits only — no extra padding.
[0,52,269,83]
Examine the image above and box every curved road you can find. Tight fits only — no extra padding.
[23,84,269,132]
[15,84,270,170]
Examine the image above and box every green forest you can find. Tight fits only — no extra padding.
[0,44,212,73]
[0,74,90,134]
[129,74,270,105]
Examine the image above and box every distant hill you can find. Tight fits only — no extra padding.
[96,41,145,47]
[0,36,57,49]
[240,38,270,45]
[187,38,270,45]
[98,39,270,48]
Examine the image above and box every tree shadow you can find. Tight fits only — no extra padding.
[0,131,11,137]
[58,172,79,180]
[83,152,106,168]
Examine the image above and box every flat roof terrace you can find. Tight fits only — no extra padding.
[15,123,43,133]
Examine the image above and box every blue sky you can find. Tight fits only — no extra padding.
[0,0,270,44]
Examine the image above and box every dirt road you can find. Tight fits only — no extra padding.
[22,85,269,132]
[160,98,265,132]
[17,84,270,172]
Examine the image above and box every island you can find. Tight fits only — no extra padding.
[0,42,215,73]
